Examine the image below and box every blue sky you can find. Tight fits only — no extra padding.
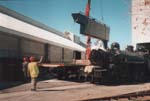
[0,0,131,49]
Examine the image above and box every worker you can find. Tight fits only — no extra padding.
[28,56,43,91]
[22,57,29,82]
[28,56,40,91]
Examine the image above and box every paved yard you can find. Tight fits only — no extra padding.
[0,79,150,101]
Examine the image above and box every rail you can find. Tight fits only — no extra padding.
[83,90,150,101]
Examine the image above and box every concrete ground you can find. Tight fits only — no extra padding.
[1,79,150,101]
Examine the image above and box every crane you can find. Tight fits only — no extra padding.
[85,0,91,59]
[72,0,110,59]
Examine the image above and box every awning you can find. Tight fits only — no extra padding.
[0,12,85,52]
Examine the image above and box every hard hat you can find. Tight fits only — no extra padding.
[29,56,36,62]
[23,57,28,62]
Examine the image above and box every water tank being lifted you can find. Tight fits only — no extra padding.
[72,12,110,41]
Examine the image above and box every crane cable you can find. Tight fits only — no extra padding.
[121,0,130,8]
[100,0,104,21]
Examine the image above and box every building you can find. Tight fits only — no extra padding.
[0,6,85,81]
[132,0,150,48]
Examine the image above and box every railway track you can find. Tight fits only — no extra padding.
[84,90,150,101]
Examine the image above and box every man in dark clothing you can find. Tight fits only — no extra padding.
[22,57,29,82]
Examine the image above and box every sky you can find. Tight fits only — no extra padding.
[0,0,131,49]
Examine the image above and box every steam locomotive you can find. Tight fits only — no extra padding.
[89,42,150,83]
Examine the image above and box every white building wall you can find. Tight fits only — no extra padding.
[21,39,45,57]
[0,32,18,57]
[49,45,63,63]
[0,32,18,51]
[0,12,85,52]
[64,48,73,63]
[81,52,85,60]
[0,8,85,63]
[132,0,150,48]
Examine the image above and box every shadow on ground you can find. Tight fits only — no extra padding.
[0,81,25,90]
